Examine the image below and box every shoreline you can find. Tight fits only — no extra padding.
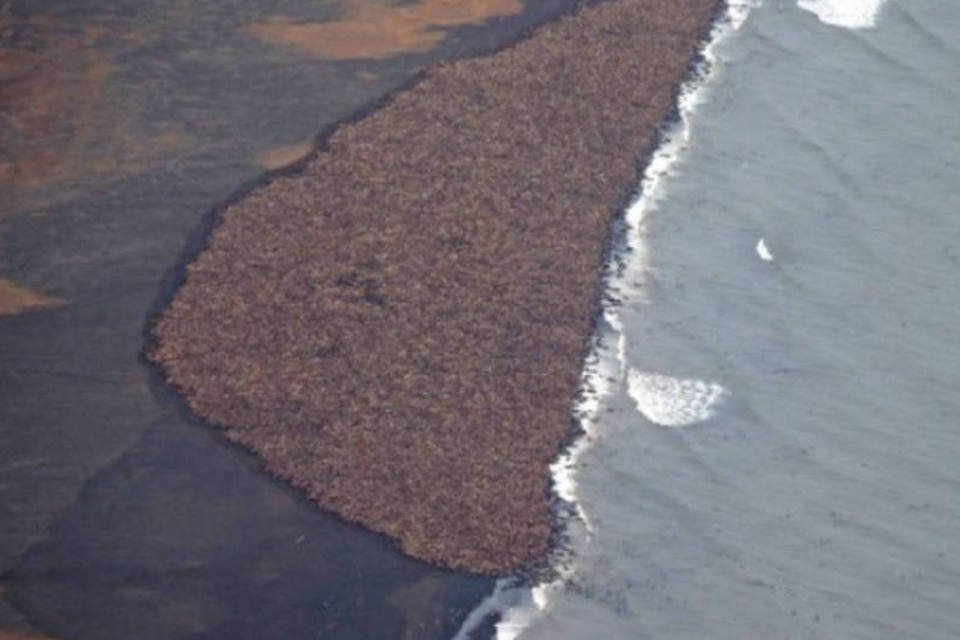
[458,0,760,634]
[151,0,721,576]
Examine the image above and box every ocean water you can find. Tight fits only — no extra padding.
[459,0,960,638]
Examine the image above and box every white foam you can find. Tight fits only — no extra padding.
[756,237,774,261]
[454,3,757,638]
[627,369,727,427]
[452,579,537,640]
[797,0,888,29]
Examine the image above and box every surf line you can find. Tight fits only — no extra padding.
[453,1,760,638]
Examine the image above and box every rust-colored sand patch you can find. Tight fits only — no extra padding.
[256,142,314,170]
[0,14,113,190]
[0,278,63,316]
[0,631,58,640]
[245,0,523,60]
[0,13,184,195]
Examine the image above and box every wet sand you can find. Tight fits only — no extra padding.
[152,0,718,575]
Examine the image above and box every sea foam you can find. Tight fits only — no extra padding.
[627,370,727,427]
[797,0,889,29]
[756,237,774,261]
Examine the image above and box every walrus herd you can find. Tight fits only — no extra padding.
[150,0,719,574]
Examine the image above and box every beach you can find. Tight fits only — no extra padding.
[7,1,957,638]
[0,0,596,636]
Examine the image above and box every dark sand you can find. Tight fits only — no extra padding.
[151,0,718,575]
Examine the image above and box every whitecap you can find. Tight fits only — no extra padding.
[627,369,727,427]
[756,237,774,261]
[797,0,889,29]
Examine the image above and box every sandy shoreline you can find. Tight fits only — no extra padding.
[152,0,719,575]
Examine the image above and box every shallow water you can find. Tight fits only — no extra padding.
[465,0,960,637]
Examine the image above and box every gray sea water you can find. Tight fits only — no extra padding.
[461,1,960,638]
